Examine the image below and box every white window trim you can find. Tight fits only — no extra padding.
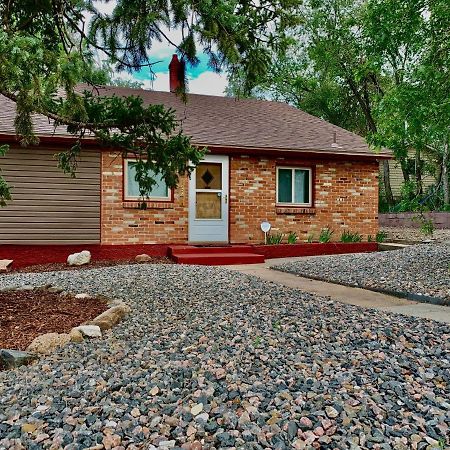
[124,159,171,201]
[276,166,313,207]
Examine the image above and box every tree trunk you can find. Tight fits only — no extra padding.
[400,158,410,183]
[443,141,449,206]
[344,75,395,205]
[415,148,423,195]
[382,160,395,205]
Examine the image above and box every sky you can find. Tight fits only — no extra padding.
[92,1,228,96]
[116,50,229,96]
[107,20,228,95]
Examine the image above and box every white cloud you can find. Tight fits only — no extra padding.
[134,71,228,97]
[187,72,228,96]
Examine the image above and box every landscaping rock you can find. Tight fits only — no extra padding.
[69,328,84,343]
[75,325,102,338]
[67,250,91,266]
[135,254,152,262]
[274,243,450,305]
[0,259,13,273]
[75,293,91,299]
[26,332,71,355]
[0,349,37,369]
[0,264,448,448]
[89,303,130,330]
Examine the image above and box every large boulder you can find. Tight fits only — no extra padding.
[0,259,13,273]
[67,250,91,266]
[135,253,152,263]
[90,303,130,330]
[0,349,38,369]
[76,325,102,338]
[69,328,84,343]
[26,333,71,355]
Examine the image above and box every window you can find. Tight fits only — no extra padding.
[276,167,312,206]
[124,159,170,200]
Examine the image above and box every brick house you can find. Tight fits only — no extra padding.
[0,57,391,246]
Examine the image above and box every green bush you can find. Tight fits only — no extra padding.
[318,227,333,243]
[381,181,449,213]
[340,230,362,242]
[266,232,284,244]
[287,231,298,244]
[413,214,435,236]
[306,233,314,243]
[376,230,388,242]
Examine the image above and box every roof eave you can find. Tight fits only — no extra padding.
[0,133,393,159]
[202,143,393,160]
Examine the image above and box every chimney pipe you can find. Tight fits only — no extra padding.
[169,54,183,92]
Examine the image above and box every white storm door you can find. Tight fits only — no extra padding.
[188,155,229,243]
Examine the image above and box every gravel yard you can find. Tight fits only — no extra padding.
[382,227,450,244]
[0,264,449,449]
[275,243,450,305]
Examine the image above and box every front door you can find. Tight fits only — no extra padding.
[188,155,229,243]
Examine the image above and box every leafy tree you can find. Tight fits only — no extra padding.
[0,0,301,206]
[229,0,449,208]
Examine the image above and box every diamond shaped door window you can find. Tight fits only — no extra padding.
[196,163,222,189]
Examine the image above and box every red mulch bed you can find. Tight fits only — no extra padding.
[1,256,173,274]
[0,244,170,269]
[0,289,108,353]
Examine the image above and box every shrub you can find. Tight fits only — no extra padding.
[340,230,362,242]
[266,232,284,244]
[420,218,434,236]
[287,231,298,244]
[318,227,333,243]
[367,235,373,242]
[306,233,314,243]
[376,230,388,242]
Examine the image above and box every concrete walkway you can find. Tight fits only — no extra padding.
[227,257,450,324]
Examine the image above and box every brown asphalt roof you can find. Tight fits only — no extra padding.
[0,87,391,158]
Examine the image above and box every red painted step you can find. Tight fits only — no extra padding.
[168,245,253,256]
[169,245,265,265]
[172,252,265,265]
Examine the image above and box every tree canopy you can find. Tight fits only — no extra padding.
[0,0,301,206]
[228,0,449,209]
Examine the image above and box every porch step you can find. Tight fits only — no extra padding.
[168,245,253,256]
[168,246,265,265]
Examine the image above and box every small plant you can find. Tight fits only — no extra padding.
[367,235,373,242]
[253,336,262,347]
[375,230,388,242]
[340,230,362,242]
[420,218,434,236]
[419,216,434,236]
[306,233,314,243]
[272,320,281,331]
[266,232,284,244]
[287,231,298,244]
[412,212,435,237]
[319,227,333,243]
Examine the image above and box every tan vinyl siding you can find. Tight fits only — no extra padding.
[380,149,435,198]
[0,147,101,244]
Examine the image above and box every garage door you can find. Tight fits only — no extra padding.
[0,147,101,244]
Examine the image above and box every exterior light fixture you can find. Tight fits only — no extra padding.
[260,221,271,244]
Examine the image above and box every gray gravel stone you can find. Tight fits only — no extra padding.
[0,263,449,449]
[274,243,450,304]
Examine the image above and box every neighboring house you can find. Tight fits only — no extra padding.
[0,56,391,245]
[380,149,436,199]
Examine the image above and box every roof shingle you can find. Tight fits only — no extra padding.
[0,87,391,158]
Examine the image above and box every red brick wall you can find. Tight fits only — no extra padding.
[101,152,189,244]
[229,156,379,244]
[101,152,379,244]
